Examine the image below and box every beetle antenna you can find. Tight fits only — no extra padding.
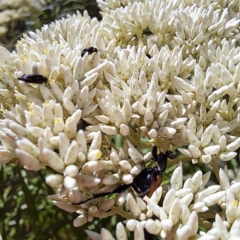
[72,183,131,205]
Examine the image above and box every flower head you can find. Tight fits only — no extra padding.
[0,0,240,238]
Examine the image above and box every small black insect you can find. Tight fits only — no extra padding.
[73,146,174,205]
[146,52,152,59]
[18,74,48,84]
[81,47,98,57]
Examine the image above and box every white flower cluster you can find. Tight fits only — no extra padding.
[85,164,240,239]
[0,0,240,239]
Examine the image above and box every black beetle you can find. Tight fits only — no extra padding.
[18,74,48,84]
[146,52,152,59]
[74,146,174,205]
[81,47,98,57]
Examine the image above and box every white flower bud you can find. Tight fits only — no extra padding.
[200,154,212,164]
[64,165,78,177]
[171,166,183,190]
[69,189,82,204]
[99,199,115,212]
[147,201,161,219]
[176,188,192,198]
[74,215,88,227]
[207,85,228,102]
[157,109,168,127]
[16,138,39,158]
[29,126,44,138]
[126,219,139,231]
[116,222,128,240]
[174,76,194,92]
[64,109,82,138]
[110,150,120,165]
[192,171,202,193]
[64,140,79,165]
[230,182,240,195]
[127,141,143,164]
[180,193,193,207]
[161,219,173,231]
[51,82,63,102]
[226,138,240,152]
[176,224,192,240]
[53,201,78,213]
[127,193,141,217]
[95,115,110,124]
[202,185,221,197]
[163,189,176,213]
[119,160,132,172]
[42,148,64,172]
[120,123,129,136]
[201,171,211,188]
[191,202,205,212]
[219,152,237,161]
[130,164,142,175]
[158,126,176,138]
[143,151,152,163]
[46,174,63,189]
[144,110,153,126]
[134,223,145,240]
[53,117,64,134]
[112,106,124,127]
[196,126,203,139]
[122,98,132,123]
[40,85,55,101]
[15,149,41,171]
[169,198,181,225]
[80,72,98,86]
[159,207,168,220]
[219,168,230,190]
[77,152,86,167]
[170,118,187,129]
[59,132,70,160]
[203,191,225,206]
[102,175,119,185]
[64,176,76,189]
[218,135,226,151]
[77,175,101,187]
[186,129,200,146]
[188,145,201,158]
[226,191,238,224]
[76,130,87,153]
[100,125,118,135]
[146,219,161,235]
[182,211,198,238]
[136,197,147,211]
[63,98,77,115]
[182,91,192,104]
[178,148,192,158]
[87,149,102,161]
[148,129,158,139]
[201,124,214,147]
[122,174,133,184]
[149,186,162,204]
[181,204,191,225]
[6,121,28,137]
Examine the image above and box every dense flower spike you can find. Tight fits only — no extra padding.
[0,0,240,239]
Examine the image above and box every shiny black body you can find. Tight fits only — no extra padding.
[73,146,174,205]
[18,74,48,84]
[146,53,152,59]
[81,47,98,57]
